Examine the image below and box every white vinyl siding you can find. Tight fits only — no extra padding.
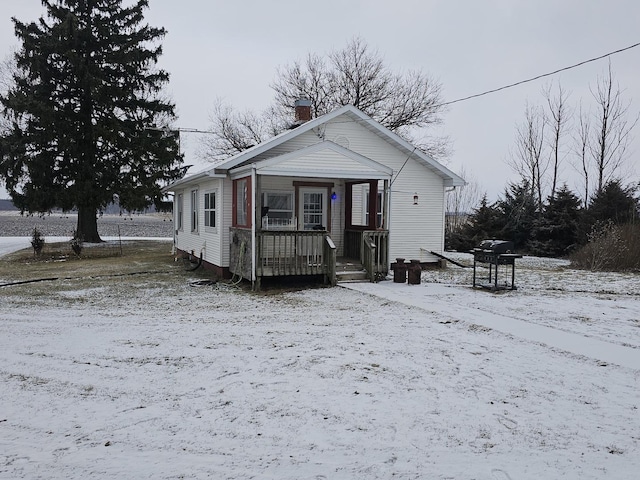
[171,110,449,269]
[173,179,226,270]
[320,116,445,262]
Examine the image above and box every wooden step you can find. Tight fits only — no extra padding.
[336,269,369,283]
[335,258,369,283]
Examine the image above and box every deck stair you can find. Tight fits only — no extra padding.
[335,258,369,283]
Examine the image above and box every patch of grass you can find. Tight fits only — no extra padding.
[0,240,226,307]
[0,240,176,282]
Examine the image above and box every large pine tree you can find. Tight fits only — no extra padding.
[585,180,639,227]
[530,185,583,257]
[0,0,183,242]
[498,180,539,252]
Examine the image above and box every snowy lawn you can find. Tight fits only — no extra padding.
[0,241,638,479]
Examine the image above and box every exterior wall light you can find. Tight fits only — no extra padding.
[331,191,337,201]
[413,193,419,205]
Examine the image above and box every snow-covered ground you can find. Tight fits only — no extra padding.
[1,240,638,479]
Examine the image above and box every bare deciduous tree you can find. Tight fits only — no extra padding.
[508,102,547,209]
[572,101,591,206]
[199,100,286,162]
[445,166,480,236]
[203,37,447,162]
[0,53,17,127]
[271,52,332,121]
[589,62,638,194]
[543,82,572,199]
[0,55,15,95]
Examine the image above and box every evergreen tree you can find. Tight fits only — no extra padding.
[447,195,502,251]
[585,180,639,227]
[530,184,583,257]
[0,0,183,242]
[497,180,538,251]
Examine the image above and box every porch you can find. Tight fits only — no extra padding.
[229,227,389,288]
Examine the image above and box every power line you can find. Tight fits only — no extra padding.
[174,41,640,137]
[439,41,640,107]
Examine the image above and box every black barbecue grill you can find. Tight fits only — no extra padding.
[472,240,522,291]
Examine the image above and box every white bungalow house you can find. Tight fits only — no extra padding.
[163,102,465,288]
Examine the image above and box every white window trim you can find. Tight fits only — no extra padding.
[191,188,199,233]
[177,193,184,231]
[236,179,248,227]
[204,189,218,233]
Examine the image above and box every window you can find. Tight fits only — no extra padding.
[262,191,294,229]
[177,193,183,230]
[191,189,198,232]
[235,178,249,227]
[302,191,324,230]
[204,190,216,230]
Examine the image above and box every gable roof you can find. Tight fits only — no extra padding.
[229,141,393,180]
[165,104,465,191]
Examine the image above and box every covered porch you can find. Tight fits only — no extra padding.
[226,141,393,289]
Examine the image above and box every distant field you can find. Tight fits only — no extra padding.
[0,211,174,238]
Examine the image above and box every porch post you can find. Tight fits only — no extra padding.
[382,179,389,230]
[368,180,378,229]
[251,164,257,286]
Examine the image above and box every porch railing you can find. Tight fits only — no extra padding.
[345,229,389,282]
[363,230,389,282]
[256,230,336,281]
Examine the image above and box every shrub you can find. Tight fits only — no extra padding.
[30,227,45,256]
[71,231,84,257]
[570,222,639,271]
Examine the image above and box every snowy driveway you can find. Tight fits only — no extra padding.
[343,281,640,370]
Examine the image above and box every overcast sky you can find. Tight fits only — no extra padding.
[1,0,639,203]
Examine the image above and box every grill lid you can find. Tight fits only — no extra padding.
[476,239,514,254]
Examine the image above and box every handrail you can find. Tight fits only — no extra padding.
[362,232,377,282]
[361,230,388,282]
[324,235,337,286]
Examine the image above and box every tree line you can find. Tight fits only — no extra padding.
[508,64,637,209]
[447,63,639,270]
[447,178,639,270]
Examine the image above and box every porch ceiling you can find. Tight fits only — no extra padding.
[229,141,393,180]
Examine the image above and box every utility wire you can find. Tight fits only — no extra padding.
[173,42,640,139]
[439,41,640,107]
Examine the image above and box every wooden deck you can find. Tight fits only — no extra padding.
[230,227,388,287]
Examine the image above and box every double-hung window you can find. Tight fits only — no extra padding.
[204,190,216,231]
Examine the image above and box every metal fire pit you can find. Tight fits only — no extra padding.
[472,240,522,291]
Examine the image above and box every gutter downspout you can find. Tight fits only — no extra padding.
[251,164,257,288]
[386,179,392,267]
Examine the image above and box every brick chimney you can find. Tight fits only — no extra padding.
[294,98,312,124]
